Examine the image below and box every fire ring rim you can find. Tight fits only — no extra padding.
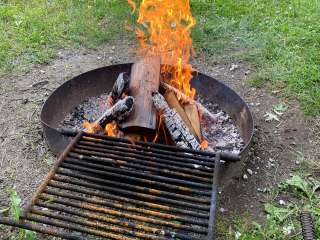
[40,63,254,156]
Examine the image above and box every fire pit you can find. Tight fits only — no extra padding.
[0,65,253,239]
[41,63,253,158]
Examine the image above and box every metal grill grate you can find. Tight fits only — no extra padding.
[0,132,239,240]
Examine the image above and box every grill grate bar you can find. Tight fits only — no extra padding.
[81,132,239,162]
[46,182,209,219]
[70,147,213,181]
[31,207,170,240]
[27,213,137,240]
[76,140,215,169]
[0,132,239,239]
[61,160,209,198]
[63,156,212,193]
[31,204,195,240]
[62,157,211,190]
[40,190,208,226]
[0,217,88,240]
[35,195,208,234]
[53,173,210,211]
[56,171,210,208]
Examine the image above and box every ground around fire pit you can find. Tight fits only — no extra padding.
[0,42,319,239]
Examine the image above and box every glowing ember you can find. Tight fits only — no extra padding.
[129,0,196,98]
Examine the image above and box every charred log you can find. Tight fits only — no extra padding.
[105,72,130,108]
[111,72,130,101]
[164,91,200,141]
[96,96,135,128]
[152,92,200,150]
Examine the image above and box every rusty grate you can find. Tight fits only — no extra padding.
[0,132,239,240]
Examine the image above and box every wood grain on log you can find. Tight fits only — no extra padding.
[184,103,202,140]
[152,92,200,150]
[120,57,161,133]
[164,91,199,141]
[160,82,217,122]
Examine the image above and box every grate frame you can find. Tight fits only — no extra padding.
[0,132,239,240]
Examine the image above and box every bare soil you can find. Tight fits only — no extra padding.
[0,42,319,239]
[192,55,320,224]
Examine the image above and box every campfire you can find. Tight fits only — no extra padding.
[80,0,242,153]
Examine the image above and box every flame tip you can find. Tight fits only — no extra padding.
[130,0,196,98]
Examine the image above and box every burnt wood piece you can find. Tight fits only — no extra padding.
[152,92,200,150]
[106,72,130,108]
[96,96,135,129]
[120,57,161,133]
[111,72,130,101]
[164,91,199,141]
[184,103,202,141]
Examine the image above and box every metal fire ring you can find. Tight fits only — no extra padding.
[40,63,254,157]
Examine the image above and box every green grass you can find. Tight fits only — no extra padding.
[1,188,37,239]
[191,0,320,115]
[1,0,319,114]
[0,0,131,74]
[218,175,320,239]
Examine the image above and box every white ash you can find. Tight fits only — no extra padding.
[60,92,109,131]
[198,95,244,154]
[61,91,245,154]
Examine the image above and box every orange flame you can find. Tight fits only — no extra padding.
[200,139,208,150]
[82,121,101,133]
[153,110,164,143]
[104,121,117,137]
[127,0,136,14]
[129,0,196,98]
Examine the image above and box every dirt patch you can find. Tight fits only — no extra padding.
[192,56,320,224]
[0,43,319,238]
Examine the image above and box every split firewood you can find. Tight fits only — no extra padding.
[106,72,130,108]
[164,91,200,141]
[160,82,217,122]
[120,57,161,133]
[184,103,202,140]
[84,96,135,133]
[152,92,200,150]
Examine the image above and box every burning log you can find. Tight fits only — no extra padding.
[84,96,135,133]
[184,103,202,141]
[152,92,200,150]
[164,90,200,141]
[160,82,217,122]
[120,57,161,133]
